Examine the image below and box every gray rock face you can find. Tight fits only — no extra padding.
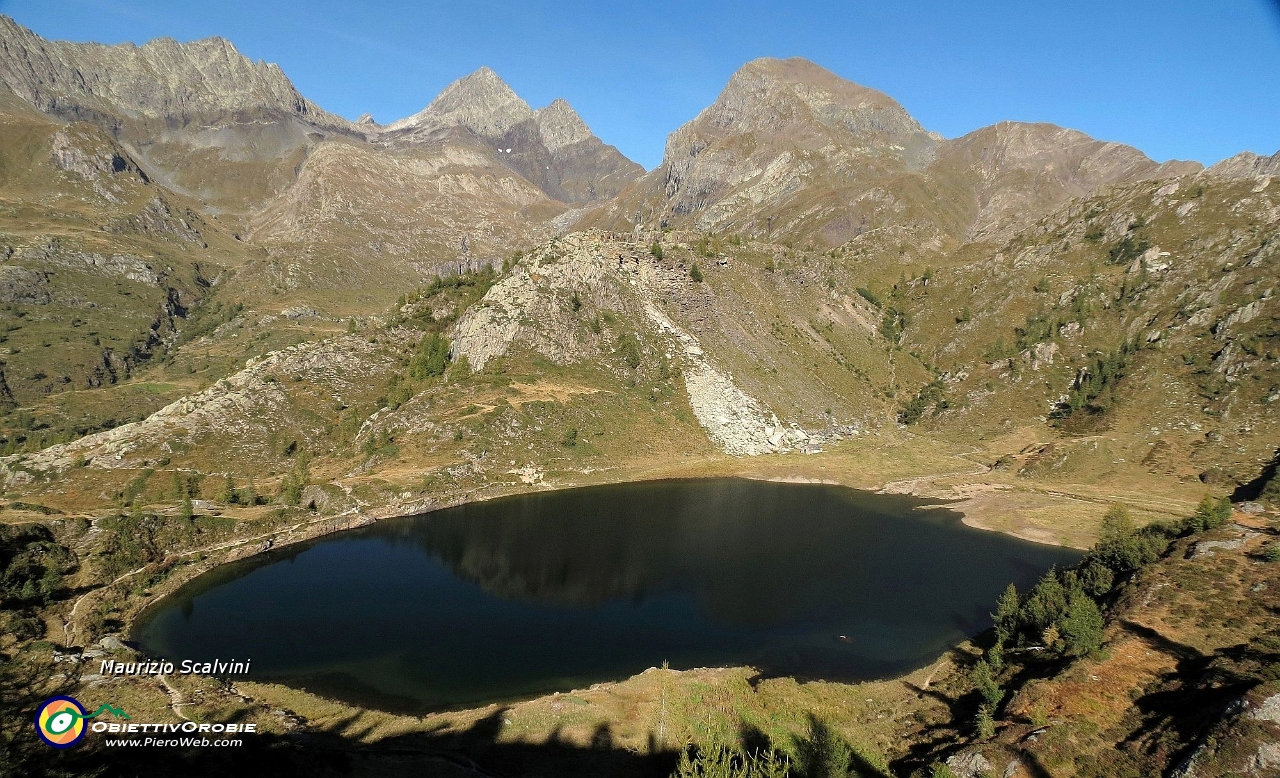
[0,14,350,129]
[386,67,532,139]
[0,265,51,304]
[586,57,1199,246]
[1209,150,1280,180]
[381,68,642,203]
[535,98,593,152]
[928,121,1203,240]
[653,57,942,227]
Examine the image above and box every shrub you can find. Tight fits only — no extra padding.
[672,744,789,778]
[650,242,664,260]
[689,263,703,282]
[561,428,578,447]
[1188,495,1232,532]
[1108,233,1151,265]
[897,380,946,425]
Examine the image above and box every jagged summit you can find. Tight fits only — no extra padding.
[385,66,533,137]
[379,66,641,203]
[1209,149,1280,179]
[0,14,350,129]
[534,98,593,152]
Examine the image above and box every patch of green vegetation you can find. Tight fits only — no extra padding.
[618,332,642,369]
[0,524,74,609]
[1051,340,1139,423]
[409,333,450,379]
[1107,233,1150,266]
[897,380,946,425]
[856,287,881,308]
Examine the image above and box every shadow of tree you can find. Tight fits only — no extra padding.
[45,705,679,778]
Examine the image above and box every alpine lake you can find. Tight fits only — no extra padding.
[133,478,1079,713]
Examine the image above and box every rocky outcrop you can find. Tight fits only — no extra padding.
[451,232,807,457]
[643,302,791,456]
[0,335,393,480]
[12,242,163,285]
[0,265,50,304]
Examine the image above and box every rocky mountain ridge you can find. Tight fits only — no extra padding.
[583,57,1209,249]
[0,14,351,130]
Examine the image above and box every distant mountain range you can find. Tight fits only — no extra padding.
[0,12,1275,494]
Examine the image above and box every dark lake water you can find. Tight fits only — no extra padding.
[133,478,1079,712]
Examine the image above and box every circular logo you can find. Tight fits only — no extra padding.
[35,696,87,748]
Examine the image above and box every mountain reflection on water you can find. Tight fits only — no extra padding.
[135,478,1079,712]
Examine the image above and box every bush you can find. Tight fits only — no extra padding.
[975,705,996,739]
[1108,233,1150,265]
[561,428,578,447]
[650,242,664,260]
[689,263,704,282]
[1188,495,1232,532]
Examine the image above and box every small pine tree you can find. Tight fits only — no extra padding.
[988,643,1004,674]
[689,263,704,282]
[1100,503,1134,539]
[970,660,1004,708]
[1060,592,1105,657]
[975,705,996,740]
[220,473,238,505]
[650,242,664,260]
[179,496,194,522]
[992,582,1020,639]
[1190,495,1233,531]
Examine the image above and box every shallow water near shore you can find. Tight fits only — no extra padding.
[133,478,1079,712]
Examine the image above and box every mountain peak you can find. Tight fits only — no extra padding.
[386,66,533,137]
[687,55,939,165]
[0,14,350,129]
[534,98,592,152]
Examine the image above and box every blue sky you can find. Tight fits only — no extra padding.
[2,0,1278,169]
